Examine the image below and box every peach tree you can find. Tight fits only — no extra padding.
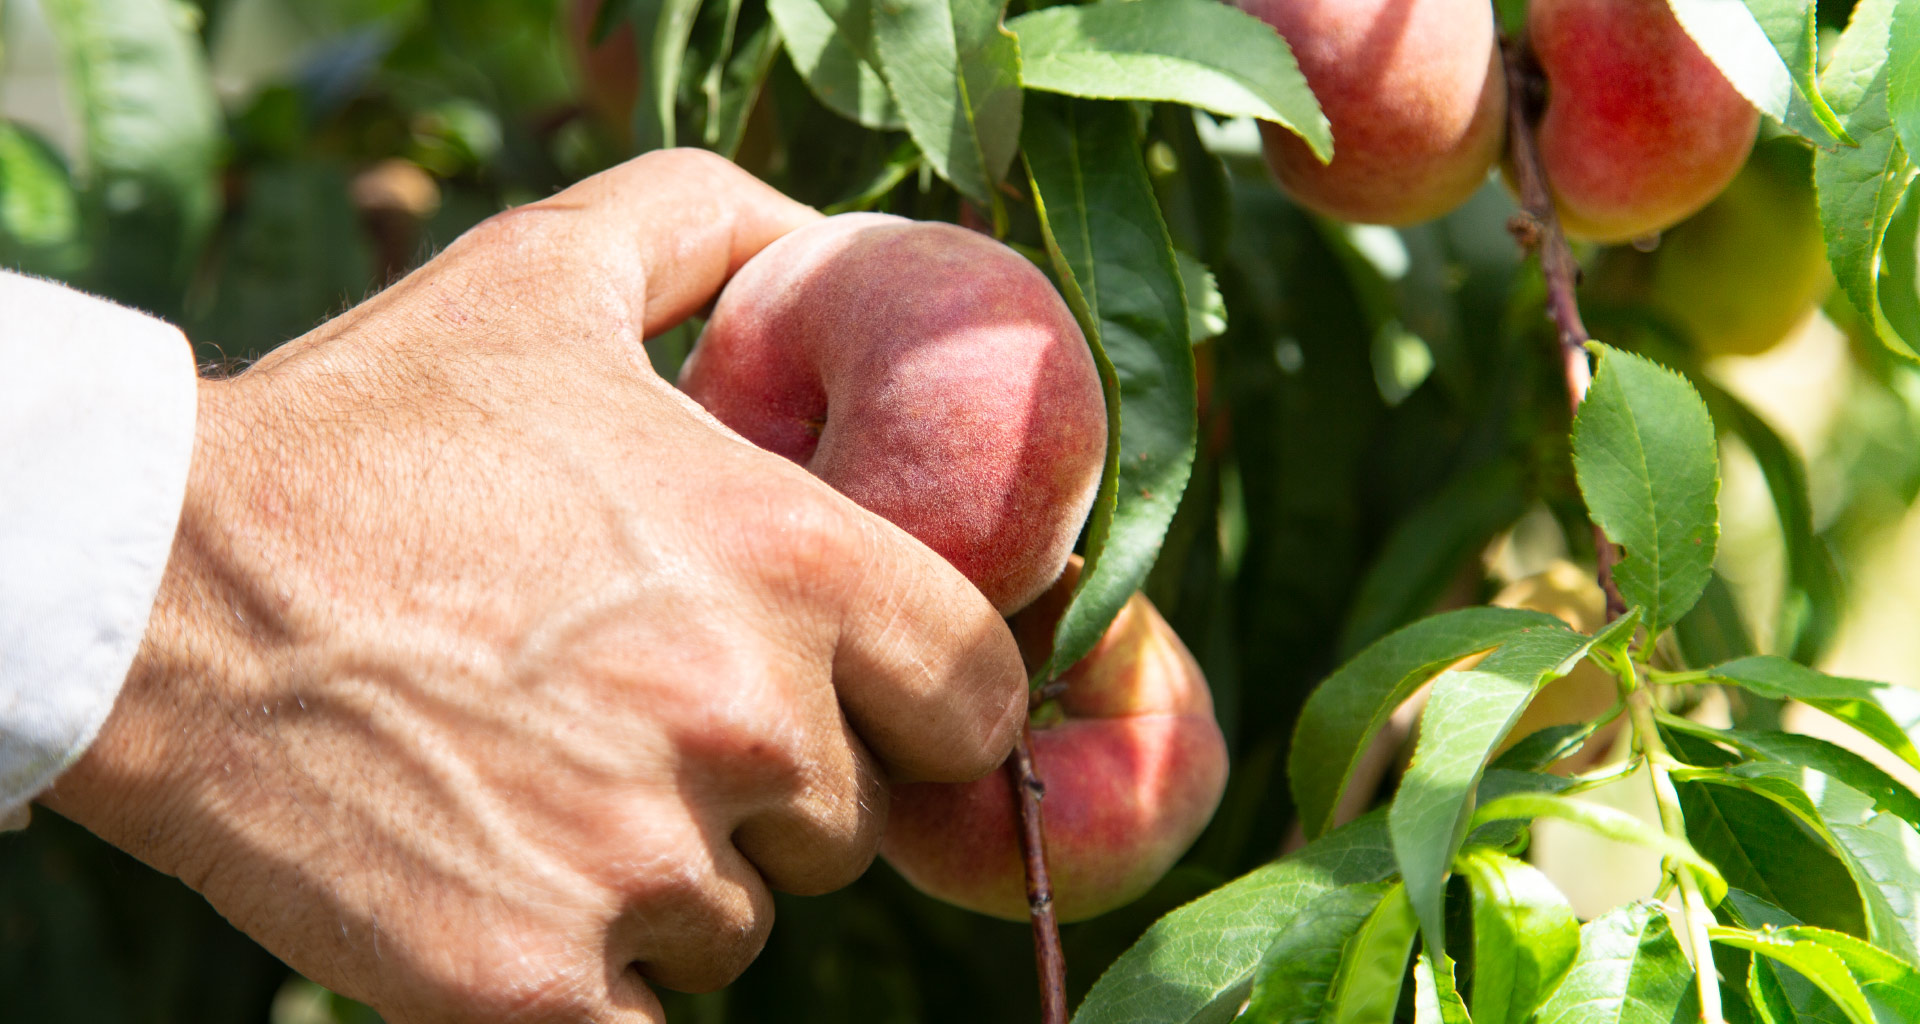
[5,1,1920,1023]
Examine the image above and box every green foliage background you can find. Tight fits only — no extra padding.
[6,0,1920,1021]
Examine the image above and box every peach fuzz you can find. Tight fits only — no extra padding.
[879,561,1229,922]
[1238,0,1507,226]
[1531,0,1759,243]
[678,212,1108,614]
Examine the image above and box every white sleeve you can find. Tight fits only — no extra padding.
[0,271,198,828]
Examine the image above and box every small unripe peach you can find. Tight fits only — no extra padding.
[679,213,1107,614]
[880,560,1229,922]
[1237,0,1507,225]
[1587,141,1831,357]
[1530,0,1760,243]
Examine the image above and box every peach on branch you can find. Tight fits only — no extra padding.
[1529,0,1760,243]
[1587,140,1831,357]
[1237,0,1507,226]
[678,212,1108,614]
[879,560,1229,922]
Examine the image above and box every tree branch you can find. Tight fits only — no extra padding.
[1504,35,1721,1024]
[1010,725,1068,1024]
[1500,37,1628,622]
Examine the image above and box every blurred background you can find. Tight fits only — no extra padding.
[2,0,1916,1020]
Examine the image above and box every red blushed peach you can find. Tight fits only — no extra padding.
[1530,0,1759,243]
[1238,0,1507,226]
[879,561,1229,922]
[678,212,1107,614]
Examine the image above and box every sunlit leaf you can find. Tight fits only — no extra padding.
[1571,344,1719,633]
[1023,96,1196,683]
[1291,606,1567,839]
[1534,902,1698,1024]
[870,0,1022,205]
[1008,0,1329,158]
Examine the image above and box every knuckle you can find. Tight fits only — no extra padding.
[449,204,556,260]
[669,667,812,801]
[736,739,888,896]
[622,851,774,992]
[740,484,867,601]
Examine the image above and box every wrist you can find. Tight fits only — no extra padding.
[40,376,278,867]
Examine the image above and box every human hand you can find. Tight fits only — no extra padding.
[39,149,1028,1023]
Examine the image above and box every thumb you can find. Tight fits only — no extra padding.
[525,148,822,338]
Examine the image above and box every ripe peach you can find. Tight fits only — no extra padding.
[1237,0,1507,225]
[1530,0,1760,243]
[879,559,1229,921]
[678,212,1107,614]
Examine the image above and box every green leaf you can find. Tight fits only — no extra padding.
[1889,0,1920,163]
[653,0,704,147]
[1290,606,1568,840]
[43,0,223,314]
[870,0,1023,205]
[1666,0,1847,145]
[1697,379,1843,665]
[707,14,782,157]
[1571,344,1720,633]
[1007,0,1329,158]
[1674,571,1759,669]
[1705,657,1920,774]
[1669,738,1870,939]
[1414,954,1474,1024]
[1459,847,1581,1024]
[1493,721,1612,773]
[1752,953,1854,1024]
[1175,250,1227,344]
[1663,719,1920,827]
[1324,882,1420,1024]
[1722,892,1855,1024]
[1244,882,1393,1024]
[1780,926,1920,1023]
[768,0,904,128]
[1469,791,1726,905]
[1022,96,1197,684]
[698,0,749,145]
[1712,928,1878,1024]
[1534,902,1698,1024]
[0,121,84,277]
[1675,763,1920,960]
[1392,620,1627,952]
[1814,0,1920,363]
[1071,812,1398,1024]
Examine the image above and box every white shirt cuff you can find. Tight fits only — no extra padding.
[1,271,198,828]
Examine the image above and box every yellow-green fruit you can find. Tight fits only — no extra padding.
[1591,141,1832,357]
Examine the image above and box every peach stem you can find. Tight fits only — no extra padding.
[1010,724,1068,1024]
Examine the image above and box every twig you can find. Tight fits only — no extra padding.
[1628,685,1726,1024]
[1011,726,1068,1024]
[1499,37,1629,622]
[1505,38,1722,1018]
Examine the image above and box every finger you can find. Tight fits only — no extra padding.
[536,148,822,336]
[727,686,889,896]
[608,810,776,994]
[826,508,1029,784]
